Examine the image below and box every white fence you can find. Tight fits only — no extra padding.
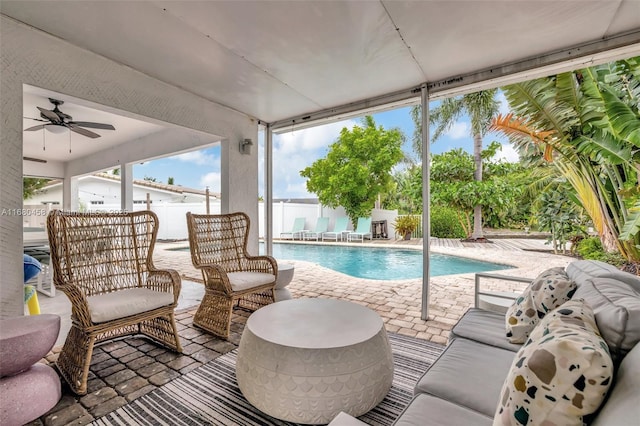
[24,202,400,241]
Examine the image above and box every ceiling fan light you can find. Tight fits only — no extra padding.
[46,125,67,134]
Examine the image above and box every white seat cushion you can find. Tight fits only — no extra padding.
[227,272,275,292]
[88,288,174,323]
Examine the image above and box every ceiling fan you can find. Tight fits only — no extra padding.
[24,98,115,139]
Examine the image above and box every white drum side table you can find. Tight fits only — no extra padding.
[236,298,394,424]
[275,262,294,302]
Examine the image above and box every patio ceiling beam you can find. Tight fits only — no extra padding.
[269,30,640,133]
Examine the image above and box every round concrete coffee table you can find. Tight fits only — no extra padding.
[236,298,394,424]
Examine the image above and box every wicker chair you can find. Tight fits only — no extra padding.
[47,210,182,395]
[186,212,277,339]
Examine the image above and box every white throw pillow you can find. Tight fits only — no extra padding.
[505,267,576,344]
[495,299,613,426]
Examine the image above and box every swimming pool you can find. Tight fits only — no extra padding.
[171,243,510,280]
[261,243,509,280]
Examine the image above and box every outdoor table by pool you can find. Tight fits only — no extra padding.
[236,298,394,424]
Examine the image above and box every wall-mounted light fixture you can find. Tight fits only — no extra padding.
[239,138,253,155]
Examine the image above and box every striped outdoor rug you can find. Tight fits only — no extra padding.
[93,333,444,426]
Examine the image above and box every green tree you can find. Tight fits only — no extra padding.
[491,58,640,261]
[386,166,422,214]
[428,144,529,237]
[143,175,157,183]
[300,116,404,226]
[167,177,175,185]
[412,90,500,240]
[23,177,50,200]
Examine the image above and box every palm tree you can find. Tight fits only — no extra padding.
[412,90,500,240]
[491,58,640,261]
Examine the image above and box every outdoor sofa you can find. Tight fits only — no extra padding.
[331,260,640,425]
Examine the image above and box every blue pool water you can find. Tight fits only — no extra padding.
[257,243,510,280]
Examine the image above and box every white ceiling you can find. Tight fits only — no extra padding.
[2,0,639,129]
[23,86,166,163]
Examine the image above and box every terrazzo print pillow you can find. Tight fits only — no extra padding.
[494,299,613,426]
[505,267,577,344]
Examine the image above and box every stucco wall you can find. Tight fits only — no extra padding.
[1,16,260,318]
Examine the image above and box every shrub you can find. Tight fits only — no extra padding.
[394,215,421,239]
[576,237,626,266]
[431,205,466,238]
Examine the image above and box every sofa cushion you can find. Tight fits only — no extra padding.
[393,394,492,426]
[566,259,640,293]
[450,308,521,352]
[327,412,368,426]
[574,277,640,362]
[505,267,576,344]
[415,337,515,417]
[88,288,174,323]
[0,314,60,377]
[591,342,640,425]
[494,299,613,426]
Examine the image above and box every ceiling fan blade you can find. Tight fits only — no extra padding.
[24,124,47,131]
[37,107,61,123]
[24,117,48,122]
[68,121,115,130]
[68,124,101,139]
[23,156,47,163]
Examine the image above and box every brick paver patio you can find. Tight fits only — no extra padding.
[31,237,574,425]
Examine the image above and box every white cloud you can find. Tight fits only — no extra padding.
[276,119,357,155]
[445,121,469,139]
[492,143,520,163]
[264,120,358,198]
[199,172,221,192]
[272,151,315,198]
[497,91,510,116]
[285,182,309,196]
[174,150,216,165]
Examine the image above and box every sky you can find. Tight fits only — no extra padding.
[133,92,518,198]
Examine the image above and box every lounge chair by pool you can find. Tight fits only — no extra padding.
[304,217,330,241]
[280,217,308,240]
[322,217,350,242]
[347,217,372,242]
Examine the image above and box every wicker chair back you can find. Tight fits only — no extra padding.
[48,210,156,297]
[187,212,249,273]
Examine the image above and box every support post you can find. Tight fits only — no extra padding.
[205,187,210,214]
[265,124,274,256]
[62,176,79,211]
[120,163,133,212]
[421,85,431,321]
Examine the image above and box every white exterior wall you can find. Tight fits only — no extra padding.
[95,202,221,240]
[27,179,207,207]
[1,16,258,318]
[258,203,398,240]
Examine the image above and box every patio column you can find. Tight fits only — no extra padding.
[221,127,260,251]
[0,80,23,318]
[421,84,431,321]
[120,163,133,212]
[62,176,79,211]
[265,124,274,255]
